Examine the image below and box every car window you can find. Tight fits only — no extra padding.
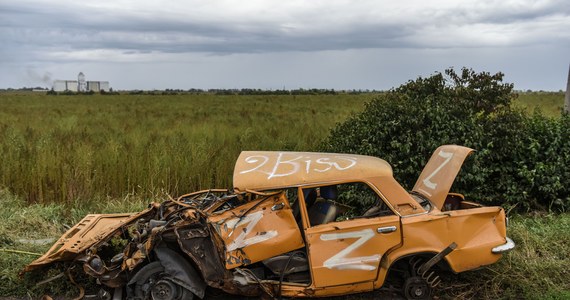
[302,182,394,227]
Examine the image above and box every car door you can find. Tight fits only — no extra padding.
[305,215,401,287]
[208,191,305,269]
[301,184,402,288]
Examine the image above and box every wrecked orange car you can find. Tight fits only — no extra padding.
[23,145,514,299]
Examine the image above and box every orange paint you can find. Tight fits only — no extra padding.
[24,145,513,299]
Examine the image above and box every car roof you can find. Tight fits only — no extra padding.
[233,151,393,192]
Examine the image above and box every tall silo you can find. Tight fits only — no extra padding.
[78,72,86,92]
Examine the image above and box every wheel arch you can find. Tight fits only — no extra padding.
[382,251,454,287]
[387,252,454,273]
[152,245,207,299]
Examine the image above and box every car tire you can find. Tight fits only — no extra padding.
[128,261,193,300]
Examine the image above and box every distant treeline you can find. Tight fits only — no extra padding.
[127,88,381,95]
[2,87,563,95]
[1,87,382,95]
[0,87,49,91]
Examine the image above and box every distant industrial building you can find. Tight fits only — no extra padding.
[86,81,110,92]
[53,80,78,92]
[52,72,110,92]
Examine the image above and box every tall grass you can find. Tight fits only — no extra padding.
[0,91,567,298]
[0,93,372,204]
[0,91,563,205]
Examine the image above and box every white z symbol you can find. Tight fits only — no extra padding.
[422,150,454,190]
[225,211,277,251]
[320,229,381,271]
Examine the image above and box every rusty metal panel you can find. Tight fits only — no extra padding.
[209,192,305,269]
[305,215,401,287]
[279,281,373,298]
[23,208,156,272]
[175,224,227,283]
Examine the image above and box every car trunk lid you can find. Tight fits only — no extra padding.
[412,145,475,210]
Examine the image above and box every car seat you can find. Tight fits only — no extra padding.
[308,185,340,225]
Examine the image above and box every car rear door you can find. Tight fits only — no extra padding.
[208,191,305,269]
[305,214,401,287]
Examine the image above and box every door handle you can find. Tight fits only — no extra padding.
[377,226,397,233]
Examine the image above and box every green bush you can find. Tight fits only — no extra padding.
[518,113,570,211]
[322,68,570,212]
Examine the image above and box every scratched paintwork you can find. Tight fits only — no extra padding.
[23,145,513,299]
[233,151,392,192]
[304,215,401,287]
[208,192,305,269]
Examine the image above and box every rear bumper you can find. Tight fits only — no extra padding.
[491,237,515,254]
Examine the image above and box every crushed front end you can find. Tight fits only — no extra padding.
[22,190,271,299]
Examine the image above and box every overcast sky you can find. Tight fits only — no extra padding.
[1,0,569,91]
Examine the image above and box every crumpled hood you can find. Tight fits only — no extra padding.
[22,205,158,273]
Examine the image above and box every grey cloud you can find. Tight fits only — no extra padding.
[4,0,570,67]
[1,0,568,90]
[6,0,568,63]
[1,7,413,57]
[422,0,569,25]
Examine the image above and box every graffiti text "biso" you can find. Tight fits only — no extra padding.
[240,153,358,179]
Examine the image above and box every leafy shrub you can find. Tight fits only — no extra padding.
[61,90,75,95]
[322,68,569,212]
[517,113,570,211]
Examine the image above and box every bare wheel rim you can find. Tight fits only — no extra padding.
[403,276,430,300]
[151,279,180,300]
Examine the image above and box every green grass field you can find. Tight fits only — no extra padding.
[516,91,565,117]
[0,93,373,205]
[0,91,564,206]
[0,90,567,298]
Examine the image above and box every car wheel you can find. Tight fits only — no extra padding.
[129,261,193,300]
[403,276,431,300]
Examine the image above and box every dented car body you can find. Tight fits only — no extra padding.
[24,145,514,299]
